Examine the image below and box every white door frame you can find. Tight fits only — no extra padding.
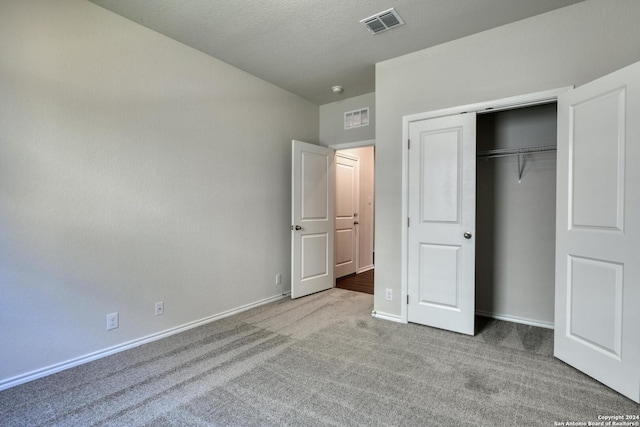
[331,139,376,285]
[334,151,360,278]
[400,87,571,324]
[330,139,375,151]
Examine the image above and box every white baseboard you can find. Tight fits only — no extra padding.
[475,310,554,330]
[0,293,288,391]
[371,310,403,323]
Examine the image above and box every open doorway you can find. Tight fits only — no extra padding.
[333,145,375,294]
[475,103,557,329]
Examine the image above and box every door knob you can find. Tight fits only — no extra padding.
[464,232,472,239]
[291,225,302,231]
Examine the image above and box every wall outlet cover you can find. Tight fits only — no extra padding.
[106,312,119,330]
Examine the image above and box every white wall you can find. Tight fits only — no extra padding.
[0,0,318,386]
[320,92,375,146]
[337,147,375,273]
[374,0,640,318]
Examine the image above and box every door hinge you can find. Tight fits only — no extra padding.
[408,139,411,149]
[407,295,409,304]
[407,217,410,227]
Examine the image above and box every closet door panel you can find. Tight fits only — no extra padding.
[569,88,624,231]
[419,129,461,224]
[555,60,640,404]
[408,113,476,336]
[568,256,622,357]
[418,243,460,308]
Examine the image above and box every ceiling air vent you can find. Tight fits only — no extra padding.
[360,8,405,35]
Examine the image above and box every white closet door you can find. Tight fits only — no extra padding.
[555,61,640,403]
[407,113,476,335]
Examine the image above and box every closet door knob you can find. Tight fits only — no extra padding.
[464,232,472,239]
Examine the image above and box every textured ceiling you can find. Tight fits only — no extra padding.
[88,0,585,105]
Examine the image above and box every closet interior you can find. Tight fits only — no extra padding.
[475,103,558,328]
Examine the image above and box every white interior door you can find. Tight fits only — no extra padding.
[407,113,476,335]
[334,153,359,278]
[291,140,335,299]
[555,61,640,403]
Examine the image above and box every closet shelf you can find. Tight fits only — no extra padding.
[476,144,557,159]
[477,144,557,183]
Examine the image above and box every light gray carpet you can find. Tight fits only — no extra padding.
[1,289,638,426]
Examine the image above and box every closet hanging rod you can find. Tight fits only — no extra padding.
[477,144,557,159]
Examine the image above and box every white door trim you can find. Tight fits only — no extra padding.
[334,152,360,278]
[400,87,571,324]
[330,139,375,150]
[332,140,376,280]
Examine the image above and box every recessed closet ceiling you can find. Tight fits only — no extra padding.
[88,0,585,105]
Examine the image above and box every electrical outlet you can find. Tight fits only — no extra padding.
[275,273,282,285]
[385,288,393,301]
[155,301,164,316]
[106,312,119,330]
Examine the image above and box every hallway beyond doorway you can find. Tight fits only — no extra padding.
[335,269,374,295]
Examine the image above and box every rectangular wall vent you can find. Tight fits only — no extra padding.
[360,8,405,35]
[345,108,369,129]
